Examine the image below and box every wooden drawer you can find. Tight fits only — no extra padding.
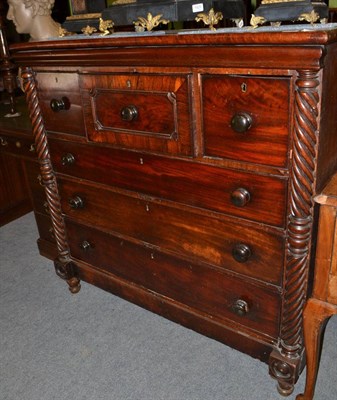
[49,140,287,227]
[201,75,290,167]
[0,133,36,159]
[35,72,85,136]
[66,219,281,338]
[58,178,285,285]
[79,73,192,155]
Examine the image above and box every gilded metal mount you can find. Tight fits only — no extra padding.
[195,8,223,31]
[134,13,170,32]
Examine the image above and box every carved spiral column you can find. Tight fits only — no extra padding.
[269,70,320,395]
[21,67,81,294]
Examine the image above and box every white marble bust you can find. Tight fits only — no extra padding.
[7,0,60,41]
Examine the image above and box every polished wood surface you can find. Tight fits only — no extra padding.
[0,98,57,258]
[0,100,32,226]
[10,25,337,396]
[297,173,337,400]
[0,151,32,226]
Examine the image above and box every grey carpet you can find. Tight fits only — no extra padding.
[1,212,336,400]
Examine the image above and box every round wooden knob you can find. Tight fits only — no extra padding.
[232,243,252,263]
[61,153,75,166]
[232,299,249,316]
[68,196,84,209]
[120,105,138,121]
[0,137,8,146]
[230,112,252,133]
[50,97,70,112]
[230,188,251,207]
[80,240,92,251]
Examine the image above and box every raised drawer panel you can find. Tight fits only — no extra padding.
[58,178,284,285]
[35,72,85,136]
[80,73,192,155]
[66,219,281,339]
[201,75,290,167]
[49,140,287,227]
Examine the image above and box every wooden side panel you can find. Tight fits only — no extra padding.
[0,153,32,226]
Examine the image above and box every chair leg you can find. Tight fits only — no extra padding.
[296,298,337,400]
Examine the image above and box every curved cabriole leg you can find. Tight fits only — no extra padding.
[269,69,321,394]
[21,66,81,294]
[296,299,337,400]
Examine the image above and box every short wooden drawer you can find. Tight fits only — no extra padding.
[58,178,285,285]
[80,73,192,155]
[201,75,290,167]
[66,219,281,338]
[35,72,85,136]
[49,139,287,227]
[0,134,36,159]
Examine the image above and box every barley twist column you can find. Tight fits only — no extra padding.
[21,66,81,294]
[269,69,320,395]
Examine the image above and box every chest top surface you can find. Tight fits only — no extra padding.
[9,24,337,69]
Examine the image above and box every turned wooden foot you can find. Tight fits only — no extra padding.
[296,298,337,400]
[269,349,304,397]
[54,259,81,293]
[277,381,295,396]
[67,276,81,294]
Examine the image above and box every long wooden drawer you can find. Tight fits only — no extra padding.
[49,139,287,227]
[58,178,285,285]
[35,72,85,136]
[66,219,281,339]
[201,75,290,167]
[80,73,192,155]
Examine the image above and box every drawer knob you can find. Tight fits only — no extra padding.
[230,188,251,207]
[232,299,249,316]
[61,153,75,166]
[232,243,252,263]
[80,240,92,251]
[50,97,70,112]
[69,196,84,209]
[0,137,8,146]
[230,112,252,133]
[120,105,138,121]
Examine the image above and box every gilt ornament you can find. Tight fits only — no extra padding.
[134,13,170,32]
[195,8,223,31]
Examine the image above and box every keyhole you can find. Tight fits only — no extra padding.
[241,82,247,93]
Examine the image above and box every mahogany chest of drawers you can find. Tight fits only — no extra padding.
[11,24,337,395]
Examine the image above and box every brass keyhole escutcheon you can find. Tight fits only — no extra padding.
[241,82,247,93]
